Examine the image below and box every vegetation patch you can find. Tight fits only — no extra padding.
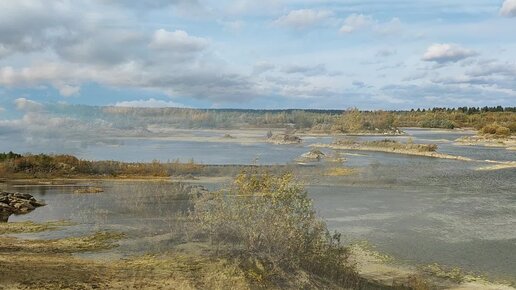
[190,170,360,288]
[74,186,104,194]
[333,139,439,153]
[421,263,466,283]
[0,220,71,235]
[480,122,512,137]
[324,167,357,176]
[0,152,204,179]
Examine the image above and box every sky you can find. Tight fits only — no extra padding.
[0,0,515,114]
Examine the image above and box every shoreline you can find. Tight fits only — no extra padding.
[455,135,516,150]
[350,244,516,290]
[1,221,514,290]
[311,143,473,161]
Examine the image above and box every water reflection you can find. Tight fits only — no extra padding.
[2,129,515,282]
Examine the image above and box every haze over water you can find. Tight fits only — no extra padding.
[5,129,515,282]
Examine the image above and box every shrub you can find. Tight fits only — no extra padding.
[481,123,511,136]
[507,122,516,134]
[420,119,455,129]
[496,126,511,136]
[191,170,359,287]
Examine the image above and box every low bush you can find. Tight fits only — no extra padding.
[480,123,511,136]
[191,170,359,287]
[0,153,204,178]
[420,119,455,129]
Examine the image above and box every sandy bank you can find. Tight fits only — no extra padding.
[312,143,472,161]
[455,135,516,150]
[475,160,516,171]
[350,244,516,290]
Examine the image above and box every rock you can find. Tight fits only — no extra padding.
[0,202,14,212]
[300,149,325,161]
[11,192,34,200]
[0,191,46,222]
[267,133,302,145]
[30,200,47,207]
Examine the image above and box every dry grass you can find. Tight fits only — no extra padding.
[324,167,357,176]
[0,221,71,235]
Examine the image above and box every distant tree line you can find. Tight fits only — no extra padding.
[409,106,516,114]
[49,104,516,134]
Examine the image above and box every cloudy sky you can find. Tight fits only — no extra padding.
[0,0,515,113]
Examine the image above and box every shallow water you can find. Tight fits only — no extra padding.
[2,129,515,282]
[308,157,516,282]
[1,128,513,164]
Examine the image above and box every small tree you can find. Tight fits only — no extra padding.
[191,170,358,286]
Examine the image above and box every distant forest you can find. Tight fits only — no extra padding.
[51,104,516,135]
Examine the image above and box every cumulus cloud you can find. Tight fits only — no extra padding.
[54,83,81,97]
[14,98,44,111]
[340,15,403,36]
[114,98,185,108]
[0,1,76,58]
[500,0,516,17]
[422,44,477,64]
[274,9,333,29]
[340,14,374,33]
[149,29,209,52]
[0,1,513,109]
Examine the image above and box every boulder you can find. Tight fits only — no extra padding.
[0,191,46,222]
[300,149,325,161]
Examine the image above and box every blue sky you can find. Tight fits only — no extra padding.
[0,0,515,113]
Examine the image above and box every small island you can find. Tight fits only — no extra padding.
[313,139,472,160]
[266,133,302,145]
[456,123,516,150]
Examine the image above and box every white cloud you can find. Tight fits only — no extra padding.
[0,107,5,113]
[274,9,333,29]
[422,44,477,63]
[54,83,80,97]
[340,14,374,33]
[340,15,403,35]
[114,98,185,108]
[149,29,209,52]
[500,0,516,17]
[14,98,44,111]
